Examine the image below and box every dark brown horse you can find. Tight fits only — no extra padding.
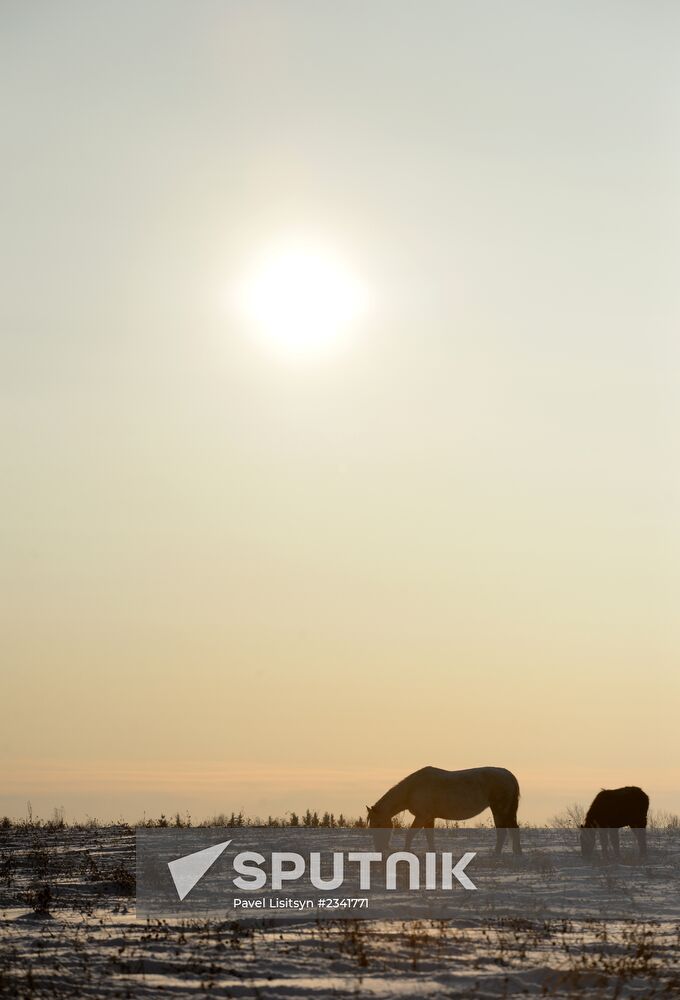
[580,786,649,859]
[367,765,521,854]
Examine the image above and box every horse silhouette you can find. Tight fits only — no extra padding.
[580,786,649,859]
[367,765,521,854]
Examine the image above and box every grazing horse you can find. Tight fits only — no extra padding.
[580,786,649,860]
[366,765,521,854]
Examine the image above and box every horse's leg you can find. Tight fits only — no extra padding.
[405,816,424,852]
[423,818,435,852]
[490,807,508,855]
[633,827,647,859]
[609,828,620,860]
[506,804,522,856]
[492,802,520,855]
[598,829,609,860]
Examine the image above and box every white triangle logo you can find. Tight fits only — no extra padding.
[168,840,232,901]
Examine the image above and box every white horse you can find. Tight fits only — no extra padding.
[367,765,521,854]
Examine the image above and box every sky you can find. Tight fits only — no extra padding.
[1,0,679,824]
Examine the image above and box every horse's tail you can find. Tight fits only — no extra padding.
[509,771,521,824]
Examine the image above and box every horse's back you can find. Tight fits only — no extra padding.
[404,765,519,820]
[586,786,649,828]
[409,765,518,784]
[422,765,518,793]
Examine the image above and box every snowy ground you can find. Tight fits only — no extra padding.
[1,825,680,998]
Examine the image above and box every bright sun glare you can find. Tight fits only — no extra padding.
[237,240,368,359]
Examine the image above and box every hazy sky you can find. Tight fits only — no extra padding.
[2,1,679,823]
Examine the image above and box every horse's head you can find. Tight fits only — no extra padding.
[366,804,392,851]
[579,825,596,858]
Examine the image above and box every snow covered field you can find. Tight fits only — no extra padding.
[2,825,680,998]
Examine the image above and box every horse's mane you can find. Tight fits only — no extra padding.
[373,769,420,812]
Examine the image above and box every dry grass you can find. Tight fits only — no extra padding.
[2,822,680,997]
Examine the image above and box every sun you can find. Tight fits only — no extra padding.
[236,239,367,359]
